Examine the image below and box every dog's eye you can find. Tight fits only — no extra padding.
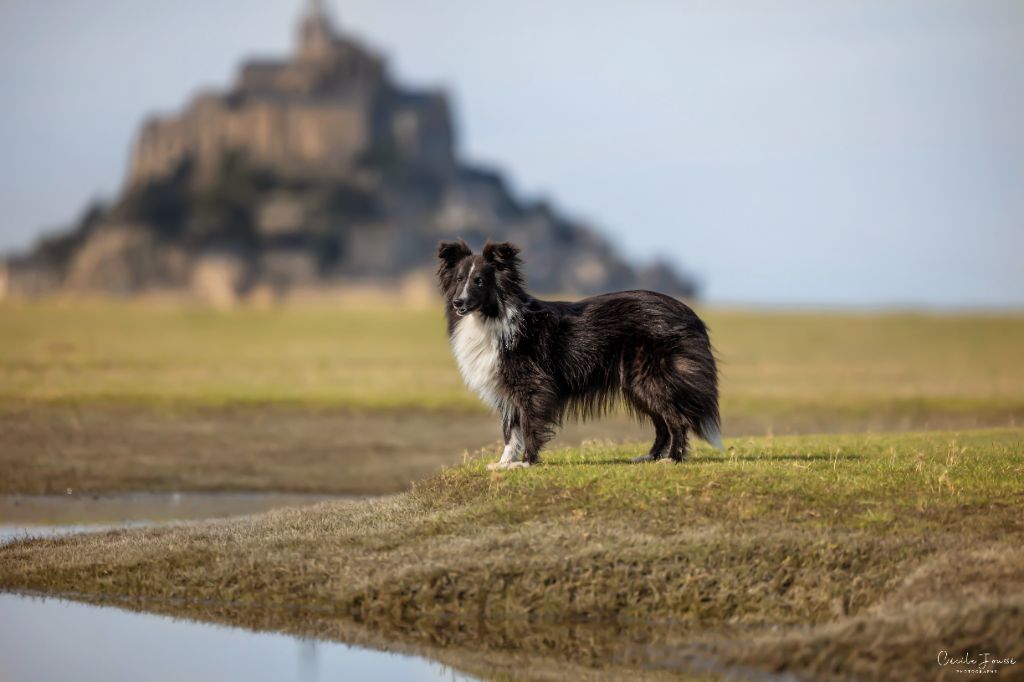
[456,275,464,282]
[474,278,483,285]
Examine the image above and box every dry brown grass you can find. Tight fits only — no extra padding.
[3,428,1022,680]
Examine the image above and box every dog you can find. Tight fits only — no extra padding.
[437,239,721,469]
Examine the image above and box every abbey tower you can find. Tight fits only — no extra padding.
[129,1,453,189]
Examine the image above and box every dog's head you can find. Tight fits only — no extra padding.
[437,239,523,318]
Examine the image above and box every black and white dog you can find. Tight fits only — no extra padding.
[437,239,721,469]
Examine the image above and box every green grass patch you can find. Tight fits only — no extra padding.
[423,428,1024,531]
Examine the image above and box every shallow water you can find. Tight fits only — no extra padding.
[0,491,340,544]
[0,593,474,682]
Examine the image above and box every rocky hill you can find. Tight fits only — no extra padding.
[0,2,696,303]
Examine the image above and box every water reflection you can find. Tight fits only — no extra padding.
[1,491,343,525]
[0,492,344,544]
[0,593,475,682]
[0,521,152,544]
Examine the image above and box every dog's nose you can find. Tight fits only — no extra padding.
[452,298,465,310]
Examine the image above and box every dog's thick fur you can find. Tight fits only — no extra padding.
[437,239,721,468]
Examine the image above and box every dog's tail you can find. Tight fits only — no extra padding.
[697,418,724,451]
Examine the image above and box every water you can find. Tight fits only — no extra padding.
[0,491,342,544]
[0,593,474,682]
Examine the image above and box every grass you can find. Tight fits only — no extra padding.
[2,428,1022,680]
[1,300,1021,496]
[2,299,1023,418]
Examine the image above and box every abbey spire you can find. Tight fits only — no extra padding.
[298,0,339,61]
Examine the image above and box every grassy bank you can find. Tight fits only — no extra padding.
[3,428,1022,680]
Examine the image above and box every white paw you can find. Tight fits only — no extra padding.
[487,461,531,471]
[631,454,657,463]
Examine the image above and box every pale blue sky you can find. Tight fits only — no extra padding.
[1,0,1022,307]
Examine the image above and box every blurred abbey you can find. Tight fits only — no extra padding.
[0,1,695,303]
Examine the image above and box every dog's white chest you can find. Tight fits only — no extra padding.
[451,314,503,411]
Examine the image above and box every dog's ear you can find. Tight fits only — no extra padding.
[482,241,520,271]
[437,239,471,268]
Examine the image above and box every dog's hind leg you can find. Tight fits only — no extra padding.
[666,421,691,463]
[624,377,673,463]
[631,412,670,463]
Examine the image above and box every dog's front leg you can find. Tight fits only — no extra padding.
[518,400,554,466]
[499,416,524,464]
[489,412,526,470]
